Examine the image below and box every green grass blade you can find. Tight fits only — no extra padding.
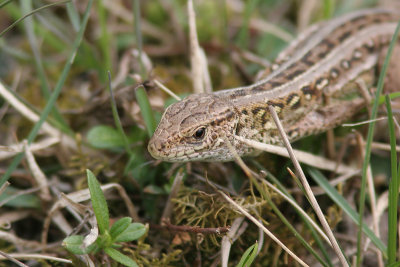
[236,242,258,267]
[66,2,80,31]
[108,72,133,154]
[322,0,334,18]
[266,192,330,266]
[132,0,156,136]
[252,161,333,265]
[20,0,71,132]
[0,0,93,188]
[0,0,70,37]
[248,174,331,266]
[356,19,400,266]
[378,91,400,104]
[236,0,260,48]
[133,0,144,76]
[135,85,157,137]
[98,0,111,76]
[386,94,398,264]
[308,168,387,255]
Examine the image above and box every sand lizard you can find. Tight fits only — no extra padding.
[148,8,400,162]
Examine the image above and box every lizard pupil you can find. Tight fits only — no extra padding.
[194,127,206,139]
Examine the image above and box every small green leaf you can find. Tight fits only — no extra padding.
[110,217,132,240]
[87,169,109,234]
[63,235,96,255]
[114,223,146,242]
[104,247,139,267]
[236,242,259,267]
[87,125,125,149]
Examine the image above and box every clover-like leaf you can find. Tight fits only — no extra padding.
[114,222,146,243]
[63,235,96,255]
[87,169,109,234]
[110,217,132,240]
[104,247,139,267]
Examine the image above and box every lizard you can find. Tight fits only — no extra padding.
[147,8,400,162]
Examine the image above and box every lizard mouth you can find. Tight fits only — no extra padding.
[147,137,163,160]
[147,138,185,162]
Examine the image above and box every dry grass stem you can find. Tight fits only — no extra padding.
[154,79,181,101]
[188,0,208,94]
[161,170,184,222]
[355,78,372,116]
[193,173,237,195]
[224,137,253,177]
[234,135,356,174]
[368,141,400,152]
[249,19,294,42]
[0,251,28,267]
[241,50,271,68]
[376,191,389,224]
[263,179,330,243]
[0,137,60,160]
[23,140,51,201]
[268,105,349,266]
[221,217,246,267]
[342,117,386,127]
[199,48,213,93]
[0,181,9,196]
[0,81,76,150]
[225,135,331,243]
[0,253,72,264]
[51,210,74,237]
[297,0,318,31]
[289,169,361,195]
[131,49,153,73]
[0,230,41,249]
[0,81,59,137]
[0,211,31,229]
[218,190,309,267]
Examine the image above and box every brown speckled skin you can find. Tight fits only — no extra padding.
[148,9,400,162]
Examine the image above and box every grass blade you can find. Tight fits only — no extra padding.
[252,161,333,265]
[236,242,258,267]
[386,94,398,264]
[308,168,387,255]
[108,71,133,154]
[20,0,71,132]
[98,0,111,76]
[0,0,70,37]
[0,0,93,188]
[132,0,156,136]
[66,1,80,32]
[356,19,400,265]
[236,0,260,48]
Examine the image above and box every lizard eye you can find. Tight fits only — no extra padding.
[193,127,206,140]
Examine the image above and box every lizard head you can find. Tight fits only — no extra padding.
[148,93,242,162]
